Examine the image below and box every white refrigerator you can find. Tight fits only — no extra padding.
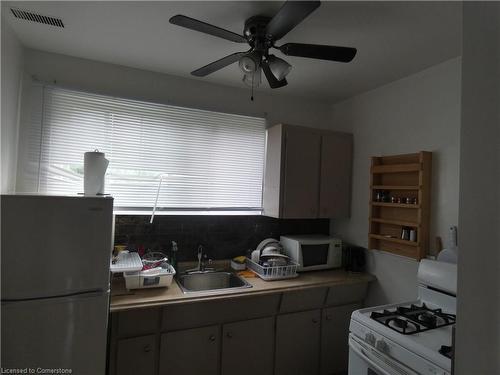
[1,194,113,374]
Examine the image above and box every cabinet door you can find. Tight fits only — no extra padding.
[319,133,353,218]
[222,317,274,375]
[282,126,321,218]
[117,308,161,337]
[159,325,219,375]
[275,309,321,375]
[263,123,284,218]
[320,303,361,375]
[116,335,156,375]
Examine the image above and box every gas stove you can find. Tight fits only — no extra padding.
[349,259,457,375]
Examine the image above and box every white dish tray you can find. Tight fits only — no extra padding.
[110,251,143,273]
[246,258,299,281]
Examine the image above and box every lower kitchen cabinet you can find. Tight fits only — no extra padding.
[221,317,275,375]
[109,283,370,375]
[159,325,220,375]
[321,303,361,375]
[115,334,156,375]
[275,309,322,375]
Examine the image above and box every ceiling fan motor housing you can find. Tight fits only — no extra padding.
[243,16,273,51]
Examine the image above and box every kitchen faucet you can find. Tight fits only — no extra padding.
[186,245,214,274]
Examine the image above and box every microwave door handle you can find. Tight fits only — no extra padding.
[348,336,397,375]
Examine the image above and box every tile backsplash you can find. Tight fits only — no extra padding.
[114,215,329,261]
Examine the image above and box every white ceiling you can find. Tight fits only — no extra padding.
[4,1,462,101]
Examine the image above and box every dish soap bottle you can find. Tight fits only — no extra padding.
[171,241,178,272]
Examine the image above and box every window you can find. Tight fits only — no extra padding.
[30,87,266,213]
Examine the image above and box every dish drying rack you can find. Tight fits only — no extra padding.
[246,258,299,281]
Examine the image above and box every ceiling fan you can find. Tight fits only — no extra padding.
[169,0,357,89]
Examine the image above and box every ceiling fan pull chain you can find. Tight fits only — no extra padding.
[251,71,255,101]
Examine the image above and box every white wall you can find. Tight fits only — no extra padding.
[22,49,332,129]
[330,58,462,306]
[455,3,500,374]
[1,20,24,192]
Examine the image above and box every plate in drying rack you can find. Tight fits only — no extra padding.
[246,258,299,281]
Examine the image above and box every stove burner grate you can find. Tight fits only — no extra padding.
[397,303,456,329]
[386,317,420,334]
[370,303,456,335]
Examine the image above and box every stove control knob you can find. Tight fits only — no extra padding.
[365,332,376,346]
[376,339,390,354]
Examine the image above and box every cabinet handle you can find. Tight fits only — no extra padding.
[312,318,319,324]
[209,334,216,342]
[325,315,332,321]
[226,332,233,339]
[143,345,152,353]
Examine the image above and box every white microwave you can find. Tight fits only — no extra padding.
[280,235,342,272]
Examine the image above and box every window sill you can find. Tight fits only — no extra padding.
[114,209,263,216]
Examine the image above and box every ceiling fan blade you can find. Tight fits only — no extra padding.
[265,1,320,41]
[278,43,357,62]
[169,15,247,43]
[191,52,247,77]
[261,61,288,89]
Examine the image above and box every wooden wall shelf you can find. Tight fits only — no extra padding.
[371,202,420,209]
[371,185,420,190]
[371,218,420,228]
[369,234,419,247]
[368,151,432,260]
[371,163,421,174]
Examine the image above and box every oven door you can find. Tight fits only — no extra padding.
[348,334,418,375]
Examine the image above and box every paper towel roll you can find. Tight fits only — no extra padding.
[437,226,458,264]
[84,151,109,195]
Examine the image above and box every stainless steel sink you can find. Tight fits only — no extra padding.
[176,271,252,294]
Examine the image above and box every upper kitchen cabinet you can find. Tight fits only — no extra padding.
[263,124,353,219]
[264,124,321,219]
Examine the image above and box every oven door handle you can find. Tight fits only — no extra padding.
[349,335,418,375]
[349,336,394,375]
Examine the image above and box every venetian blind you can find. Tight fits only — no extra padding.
[38,87,266,212]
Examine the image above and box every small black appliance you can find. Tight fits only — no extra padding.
[344,245,366,273]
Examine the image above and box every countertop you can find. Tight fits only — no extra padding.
[110,268,375,312]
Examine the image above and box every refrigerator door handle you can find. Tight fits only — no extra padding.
[1,288,107,303]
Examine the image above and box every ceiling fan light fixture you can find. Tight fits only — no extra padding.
[267,55,292,81]
[239,51,261,74]
[242,68,262,88]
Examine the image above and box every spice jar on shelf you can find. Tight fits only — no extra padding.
[410,229,417,242]
[382,191,391,202]
[401,227,410,241]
